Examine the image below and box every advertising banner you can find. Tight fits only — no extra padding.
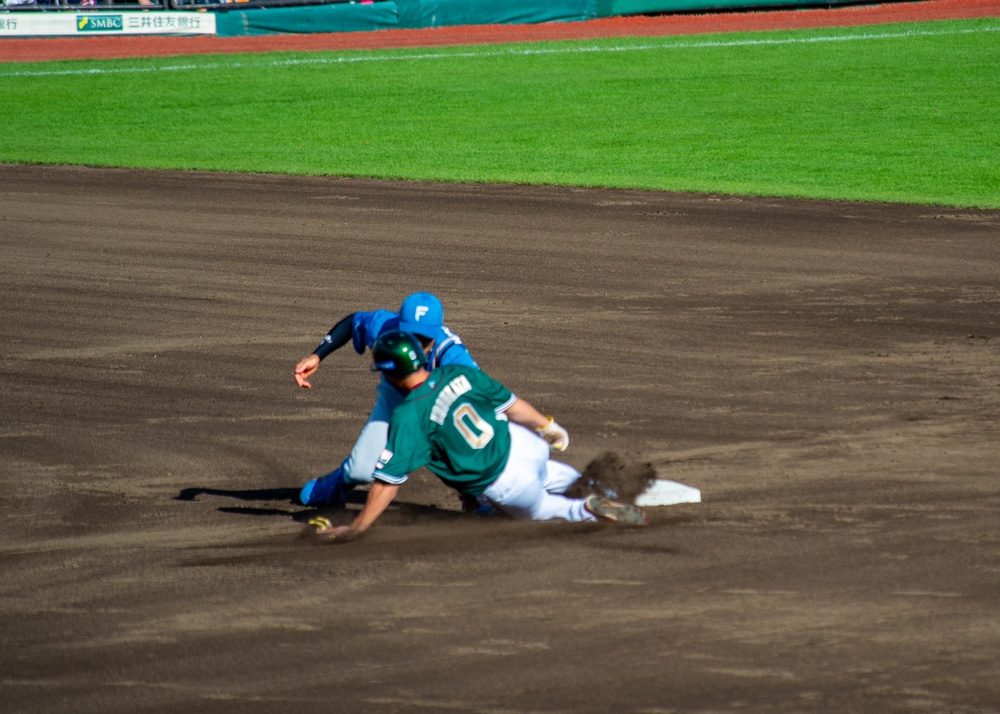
[0,11,216,36]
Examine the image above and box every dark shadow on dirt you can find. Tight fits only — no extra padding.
[175,485,364,523]
[217,506,308,519]
[175,486,302,503]
[175,485,467,526]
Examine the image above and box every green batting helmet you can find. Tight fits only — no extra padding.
[370,330,427,377]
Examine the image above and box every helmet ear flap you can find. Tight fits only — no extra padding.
[371,331,427,377]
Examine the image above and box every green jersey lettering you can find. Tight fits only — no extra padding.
[430,374,472,425]
[374,365,516,496]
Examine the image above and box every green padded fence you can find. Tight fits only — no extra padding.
[413,0,595,26]
[215,2,396,36]
[214,0,863,37]
[610,0,841,13]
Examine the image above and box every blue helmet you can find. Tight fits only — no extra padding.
[398,292,443,339]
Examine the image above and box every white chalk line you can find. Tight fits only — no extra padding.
[2,23,998,78]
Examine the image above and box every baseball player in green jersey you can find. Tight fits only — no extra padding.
[311,331,648,542]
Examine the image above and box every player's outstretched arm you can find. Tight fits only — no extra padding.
[327,481,400,541]
[294,353,321,388]
[504,397,569,451]
[295,313,358,388]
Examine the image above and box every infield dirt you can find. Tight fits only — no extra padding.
[2,163,999,712]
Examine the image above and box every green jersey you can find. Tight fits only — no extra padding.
[373,365,517,496]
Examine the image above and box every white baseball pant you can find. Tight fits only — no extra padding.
[481,424,597,522]
[339,380,406,486]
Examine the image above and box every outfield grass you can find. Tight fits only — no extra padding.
[2,18,999,207]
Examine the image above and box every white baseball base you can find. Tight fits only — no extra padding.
[635,480,702,507]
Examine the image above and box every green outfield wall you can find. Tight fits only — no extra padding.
[215,0,862,37]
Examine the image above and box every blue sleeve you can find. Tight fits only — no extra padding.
[351,310,398,354]
[431,326,479,369]
[439,343,478,368]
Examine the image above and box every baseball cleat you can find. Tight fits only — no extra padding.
[584,494,649,527]
[299,467,350,507]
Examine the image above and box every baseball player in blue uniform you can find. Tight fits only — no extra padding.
[309,331,648,542]
[295,292,549,507]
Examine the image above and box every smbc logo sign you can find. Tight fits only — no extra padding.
[77,15,124,32]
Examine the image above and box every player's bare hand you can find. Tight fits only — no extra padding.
[294,354,321,388]
[326,525,361,542]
